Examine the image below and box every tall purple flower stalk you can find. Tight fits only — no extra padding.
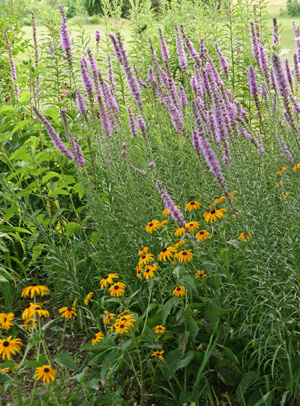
[250,22,260,65]
[256,132,265,155]
[199,38,206,62]
[285,58,293,90]
[127,107,138,137]
[273,18,280,45]
[80,56,94,109]
[214,42,229,78]
[107,52,114,86]
[4,29,19,95]
[179,83,188,108]
[32,106,74,160]
[158,28,170,61]
[95,30,101,51]
[259,45,268,73]
[156,181,185,226]
[293,54,300,82]
[108,34,122,63]
[180,25,201,68]
[175,23,188,72]
[76,89,88,121]
[114,33,142,108]
[58,5,72,68]
[60,109,85,167]
[277,137,294,163]
[247,66,258,96]
[87,47,111,135]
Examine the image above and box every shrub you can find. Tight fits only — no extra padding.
[286,0,300,16]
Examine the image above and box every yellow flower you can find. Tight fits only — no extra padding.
[280,192,291,201]
[212,196,226,206]
[54,200,61,210]
[196,270,207,278]
[115,313,136,329]
[1,367,10,374]
[185,221,200,232]
[0,336,23,361]
[146,220,160,233]
[135,265,143,279]
[35,365,57,384]
[203,208,226,223]
[154,325,166,334]
[175,227,186,237]
[0,313,14,330]
[35,308,49,318]
[293,163,300,172]
[138,247,148,256]
[47,201,51,217]
[196,230,212,241]
[229,190,237,197]
[109,282,126,297]
[56,220,67,234]
[24,318,37,332]
[186,201,200,211]
[276,180,284,188]
[174,240,185,249]
[114,321,130,334]
[59,306,77,319]
[158,220,168,228]
[84,292,93,305]
[173,286,186,297]
[175,250,193,262]
[239,232,252,241]
[22,303,41,320]
[99,273,119,289]
[277,167,287,176]
[21,284,49,298]
[152,350,164,360]
[103,311,115,325]
[157,246,177,262]
[92,332,104,346]
[143,265,158,280]
[139,253,154,266]
[163,206,180,217]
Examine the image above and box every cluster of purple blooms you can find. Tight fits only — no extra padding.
[156,181,185,227]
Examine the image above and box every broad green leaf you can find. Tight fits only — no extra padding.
[54,352,79,371]
[65,222,81,237]
[45,107,60,125]
[10,120,30,136]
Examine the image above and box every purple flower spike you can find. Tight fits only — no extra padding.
[95,30,101,44]
[149,161,155,168]
[259,45,268,72]
[277,137,294,163]
[127,107,138,138]
[121,142,127,158]
[273,18,280,45]
[214,42,229,78]
[271,54,289,97]
[247,66,258,96]
[4,29,19,95]
[158,28,170,61]
[293,54,300,82]
[156,181,185,227]
[76,88,88,120]
[285,58,293,89]
[179,83,188,108]
[250,22,260,64]
[108,34,122,63]
[32,106,74,160]
[58,5,72,67]
[256,132,265,155]
[175,24,188,71]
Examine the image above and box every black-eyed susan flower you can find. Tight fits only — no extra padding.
[138,247,148,256]
[276,180,284,188]
[114,321,130,334]
[173,286,186,297]
[196,270,207,278]
[175,250,193,262]
[1,367,10,374]
[116,313,136,329]
[174,240,185,249]
[152,350,164,360]
[196,230,212,241]
[154,325,166,334]
[186,200,200,211]
[56,220,67,234]
[54,200,60,210]
[0,336,23,361]
[139,253,154,266]
[212,196,226,206]
[92,332,104,345]
[185,221,200,232]
[35,308,50,318]
[109,282,126,297]
[103,311,115,325]
[163,206,181,217]
[24,318,37,332]
[175,227,186,237]
[277,167,287,175]
[84,292,93,305]
[158,220,168,228]
[0,313,14,330]
[143,265,158,280]
[146,220,160,233]
[157,247,177,262]
[239,232,252,241]
[99,273,119,289]
[293,163,300,172]
[135,265,143,279]
[35,365,57,384]
[203,208,226,223]
[59,306,77,319]
[22,303,41,320]
[21,284,49,298]
[280,192,291,201]
[229,190,237,197]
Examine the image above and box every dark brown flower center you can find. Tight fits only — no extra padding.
[182,252,187,255]
[191,201,195,205]
[31,283,37,286]
[200,231,204,235]
[210,210,216,214]
[114,285,119,290]
[162,248,167,252]
[120,324,125,328]
[67,307,72,311]
[149,223,153,227]
[44,367,50,373]
[104,276,108,280]
[145,269,150,273]
[3,341,9,347]
[4,318,7,322]
[176,288,181,291]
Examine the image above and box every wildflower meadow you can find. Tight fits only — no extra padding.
[2,0,300,404]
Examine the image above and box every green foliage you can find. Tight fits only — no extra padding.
[287,0,300,16]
